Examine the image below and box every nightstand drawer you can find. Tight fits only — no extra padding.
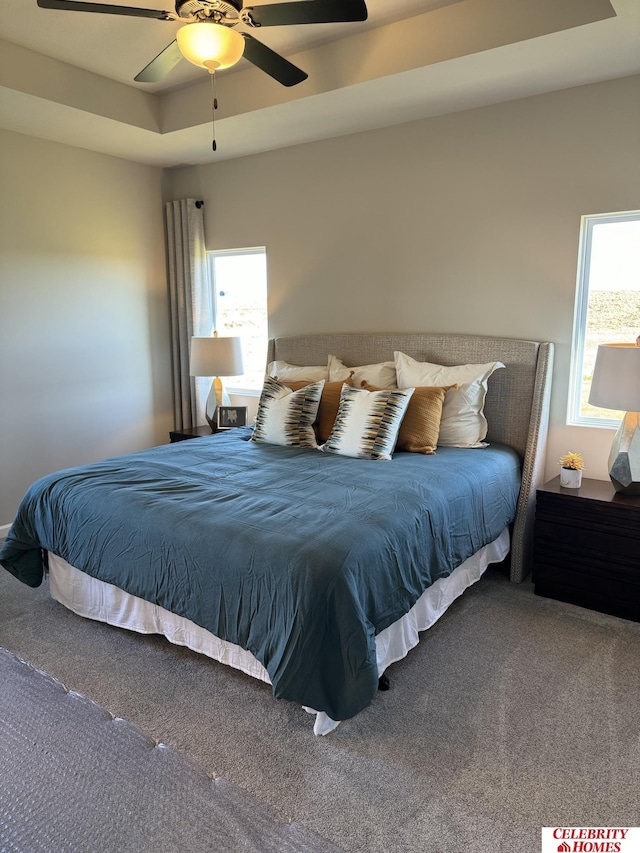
[536,492,640,542]
[534,517,640,570]
[533,542,640,599]
[533,578,640,621]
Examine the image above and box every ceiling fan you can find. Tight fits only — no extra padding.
[36,0,369,87]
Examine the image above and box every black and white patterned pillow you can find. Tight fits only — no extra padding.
[320,384,414,460]
[251,376,325,448]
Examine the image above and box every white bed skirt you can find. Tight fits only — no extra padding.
[48,528,509,735]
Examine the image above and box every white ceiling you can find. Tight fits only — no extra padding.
[1,0,468,92]
[0,0,638,166]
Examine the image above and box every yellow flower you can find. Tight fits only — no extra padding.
[560,451,585,471]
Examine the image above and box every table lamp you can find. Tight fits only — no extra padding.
[588,339,640,495]
[189,334,244,430]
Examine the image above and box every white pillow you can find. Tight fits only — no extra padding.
[267,360,328,381]
[251,376,325,448]
[328,355,397,388]
[320,384,414,460]
[394,351,505,448]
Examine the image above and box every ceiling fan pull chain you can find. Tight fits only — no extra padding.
[210,71,218,152]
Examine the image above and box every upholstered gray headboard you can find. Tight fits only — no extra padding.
[267,332,554,583]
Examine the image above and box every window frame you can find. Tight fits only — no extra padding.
[567,210,640,428]
[206,246,268,397]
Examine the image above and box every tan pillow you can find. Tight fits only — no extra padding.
[283,376,354,443]
[362,382,454,454]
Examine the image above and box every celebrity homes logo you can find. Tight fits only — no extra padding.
[542,828,640,853]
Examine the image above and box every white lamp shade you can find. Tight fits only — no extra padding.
[588,344,640,412]
[176,23,245,71]
[189,336,244,377]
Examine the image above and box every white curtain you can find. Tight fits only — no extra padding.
[165,199,214,428]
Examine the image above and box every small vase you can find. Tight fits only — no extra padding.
[560,467,583,488]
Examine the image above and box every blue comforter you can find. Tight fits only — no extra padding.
[0,428,521,721]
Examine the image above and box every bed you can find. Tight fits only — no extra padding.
[0,332,553,734]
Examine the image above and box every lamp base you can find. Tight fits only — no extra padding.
[608,411,640,495]
[204,376,231,432]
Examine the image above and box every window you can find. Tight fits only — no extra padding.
[207,248,268,393]
[568,211,640,427]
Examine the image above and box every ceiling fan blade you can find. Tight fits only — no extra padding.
[36,0,173,20]
[241,34,307,87]
[134,40,183,82]
[245,0,367,27]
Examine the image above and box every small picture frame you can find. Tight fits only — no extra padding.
[217,406,247,430]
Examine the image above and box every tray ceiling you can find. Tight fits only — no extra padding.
[0,0,638,166]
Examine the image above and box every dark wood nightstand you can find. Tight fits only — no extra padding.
[169,424,216,443]
[533,476,640,622]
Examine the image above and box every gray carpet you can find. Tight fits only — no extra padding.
[0,647,340,853]
[1,565,639,853]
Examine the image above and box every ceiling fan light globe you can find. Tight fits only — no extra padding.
[176,22,244,71]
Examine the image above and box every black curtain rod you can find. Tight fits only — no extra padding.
[195,200,204,208]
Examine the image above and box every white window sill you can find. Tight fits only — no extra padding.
[567,417,620,430]
[227,387,261,398]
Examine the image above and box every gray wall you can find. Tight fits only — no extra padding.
[1,73,638,527]
[0,129,173,524]
[165,74,640,483]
